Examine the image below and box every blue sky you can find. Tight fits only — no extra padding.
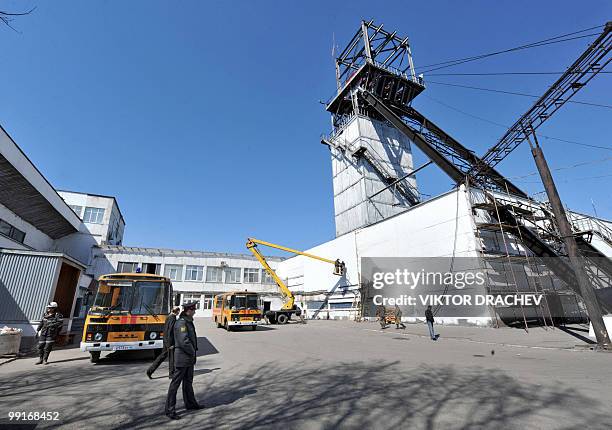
[1,0,611,253]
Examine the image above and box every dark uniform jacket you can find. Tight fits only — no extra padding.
[37,312,63,338]
[173,314,198,368]
[425,309,434,323]
[163,313,178,349]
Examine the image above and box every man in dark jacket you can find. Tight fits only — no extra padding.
[35,302,63,365]
[425,305,438,340]
[147,306,180,379]
[376,305,387,329]
[165,302,201,420]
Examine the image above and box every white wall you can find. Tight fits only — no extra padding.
[277,187,487,323]
[0,202,54,251]
[57,191,125,246]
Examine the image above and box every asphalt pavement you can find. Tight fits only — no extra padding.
[0,319,610,429]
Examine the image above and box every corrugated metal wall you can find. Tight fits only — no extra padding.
[0,252,59,322]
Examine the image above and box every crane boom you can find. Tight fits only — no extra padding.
[246,238,346,314]
[246,239,296,310]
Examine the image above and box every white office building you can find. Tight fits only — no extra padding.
[91,245,284,317]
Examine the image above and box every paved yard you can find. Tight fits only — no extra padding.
[0,319,610,429]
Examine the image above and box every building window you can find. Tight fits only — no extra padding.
[262,269,276,284]
[224,267,241,284]
[164,264,183,281]
[202,294,214,310]
[69,205,83,217]
[182,293,201,310]
[0,219,26,244]
[117,261,138,273]
[185,265,203,281]
[206,267,223,283]
[141,263,160,275]
[243,268,260,283]
[83,207,105,224]
[330,302,353,309]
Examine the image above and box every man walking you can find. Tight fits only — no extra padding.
[147,306,180,379]
[394,305,406,329]
[35,302,63,365]
[165,302,202,420]
[377,305,387,329]
[425,305,438,340]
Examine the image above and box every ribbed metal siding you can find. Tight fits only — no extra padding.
[0,253,59,322]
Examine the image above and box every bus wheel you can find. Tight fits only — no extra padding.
[216,317,222,328]
[90,351,101,363]
[224,319,230,331]
[277,314,288,325]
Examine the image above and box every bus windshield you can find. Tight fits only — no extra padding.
[230,294,259,310]
[92,280,168,315]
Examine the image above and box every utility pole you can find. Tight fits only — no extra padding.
[526,130,610,348]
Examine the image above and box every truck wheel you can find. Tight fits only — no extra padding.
[90,351,101,363]
[216,317,222,328]
[224,319,231,331]
[277,314,288,324]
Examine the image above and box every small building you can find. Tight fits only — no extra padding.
[0,125,94,347]
[57,190,125,246]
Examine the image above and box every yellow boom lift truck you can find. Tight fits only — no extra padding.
[80,272,173,363]
[246,238,345,324]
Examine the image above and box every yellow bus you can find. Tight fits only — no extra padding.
[80,273,173,363]
[213,291,261,331]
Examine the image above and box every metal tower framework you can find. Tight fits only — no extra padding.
[472,22,612,178]
[326,20,612,335]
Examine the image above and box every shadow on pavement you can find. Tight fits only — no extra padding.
[0,360,610,429]
[197,337,219,356]
[194,367,220,376]
[557,326,597,345]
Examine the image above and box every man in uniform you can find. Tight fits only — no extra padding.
[35,302,63,365]
[394,305,406,329]
[165,302,202,420]
[425,305,438,340]
[147,306,180,379]
[376,305,387,329]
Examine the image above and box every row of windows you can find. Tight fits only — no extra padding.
[0,218,26,244]
[116,261,276,284]
[69,205,106,224]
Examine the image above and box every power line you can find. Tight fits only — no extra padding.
[514,173,612,184]
[427,71,612,76]
[426,80,612,109]
[423,94,612,152]
[415,25,603,73]
[507,156,612,180]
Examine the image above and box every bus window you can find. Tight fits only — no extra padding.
[230,294,259,310]
[131,281,166,315]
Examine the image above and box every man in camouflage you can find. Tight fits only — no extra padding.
[35,302,63,365]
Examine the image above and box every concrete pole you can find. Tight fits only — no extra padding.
[527,132,610,348]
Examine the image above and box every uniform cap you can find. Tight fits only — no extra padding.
[182,302,197,311]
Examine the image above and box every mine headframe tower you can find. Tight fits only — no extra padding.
[326,20,612,346]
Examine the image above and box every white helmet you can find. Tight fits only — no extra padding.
[47,302,58,308]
